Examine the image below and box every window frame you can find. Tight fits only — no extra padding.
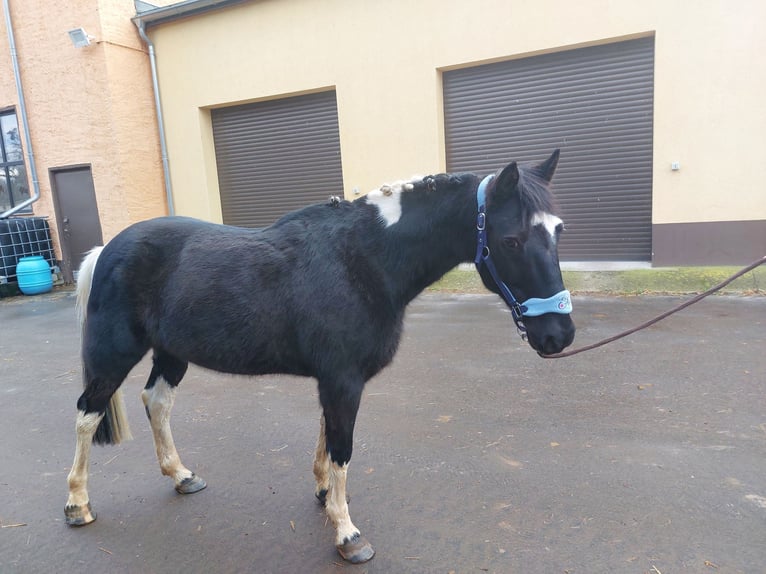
[0,108,31,214]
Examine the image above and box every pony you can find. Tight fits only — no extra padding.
[64,150,575,563]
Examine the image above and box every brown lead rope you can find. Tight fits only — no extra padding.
[540,255,766,359]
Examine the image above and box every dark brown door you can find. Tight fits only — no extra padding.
[51,166,103,282]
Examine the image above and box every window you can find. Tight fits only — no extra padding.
[0,110,30,213]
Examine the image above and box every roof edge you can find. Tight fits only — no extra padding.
[133,0,249,28]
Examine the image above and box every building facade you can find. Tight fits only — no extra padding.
[0,0,169,280]
[3,0,764,272]
[140,0,765,266]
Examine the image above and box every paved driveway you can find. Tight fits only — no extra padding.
[1,290,764,573]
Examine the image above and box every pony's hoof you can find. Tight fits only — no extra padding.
[64,502,96,526]
[175,473,207,494]
[337,533,375,564]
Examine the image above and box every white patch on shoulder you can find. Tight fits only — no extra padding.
[365,177,421,227]
[365,187,402,227]
[530,212,563,240]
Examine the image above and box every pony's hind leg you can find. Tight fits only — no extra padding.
[65,410,103,525]
[66,245,145,526]
[66,363,138,526]
[141,351,206,494]
[319,376,374,564]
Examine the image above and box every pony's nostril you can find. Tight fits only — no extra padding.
[542,336,561,355]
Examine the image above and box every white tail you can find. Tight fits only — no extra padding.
[76,246,132,444]
[76,246,104,328]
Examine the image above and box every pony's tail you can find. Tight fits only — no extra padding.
[76,246,133,445]
[76,247,103,328]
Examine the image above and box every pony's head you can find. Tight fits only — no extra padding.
[476,150,575,355]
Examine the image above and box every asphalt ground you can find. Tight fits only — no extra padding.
[1,289,765,574]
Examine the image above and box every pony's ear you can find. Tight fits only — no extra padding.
[492,161,519,202]
[535,149,560,182]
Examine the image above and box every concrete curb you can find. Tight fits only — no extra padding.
[2,265,764,300]
[430,264,766,295]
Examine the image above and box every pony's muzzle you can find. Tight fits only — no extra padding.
[523,313,575,356]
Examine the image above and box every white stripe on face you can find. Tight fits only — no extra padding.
[530,212,563,242]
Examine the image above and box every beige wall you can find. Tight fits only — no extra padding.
[149,0,765,227]
[0,0,166,252]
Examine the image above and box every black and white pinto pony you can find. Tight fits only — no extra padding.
[65,150,575,563]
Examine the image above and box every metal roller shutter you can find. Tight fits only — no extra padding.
[212,90,344,228]
[444,37,654,261]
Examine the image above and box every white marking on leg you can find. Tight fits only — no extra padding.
[530,212,563,241]
[313,415,329,497]
[66,411,103,510]
[326,462,360,546]
[141,377,194,487]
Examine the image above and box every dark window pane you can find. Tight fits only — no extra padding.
[1,114,23,162]
[0,171,10,212]
[9,163,29,205]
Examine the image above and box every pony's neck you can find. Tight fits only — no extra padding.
[371,175,480,306]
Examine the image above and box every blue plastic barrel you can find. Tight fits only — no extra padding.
[16,255,53,295]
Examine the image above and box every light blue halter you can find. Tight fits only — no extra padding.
[474,174,572,333]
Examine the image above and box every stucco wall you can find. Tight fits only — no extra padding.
[148,0,765,230]
[0,0,166,253]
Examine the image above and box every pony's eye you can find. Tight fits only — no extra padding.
[504,236,522,249]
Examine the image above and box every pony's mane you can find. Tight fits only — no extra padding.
[367,165,557,227]
[370,174,431,197]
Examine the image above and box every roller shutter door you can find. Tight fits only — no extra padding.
[444,37,654,261]
[212,90,344,228]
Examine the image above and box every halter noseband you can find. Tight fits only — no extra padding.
[474,174,572,338]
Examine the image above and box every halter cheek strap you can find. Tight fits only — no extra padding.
[474,174,572,335]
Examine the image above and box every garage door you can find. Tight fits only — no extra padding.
[444,37,654,261]
[212,90,344,228]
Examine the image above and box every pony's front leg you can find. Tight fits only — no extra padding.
[141,354,206,494]
[313,414,330,503]
[326,461,373,563]
[319,379,374,564]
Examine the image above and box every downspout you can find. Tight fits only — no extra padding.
[134,18,175,215]
[1,0,41,218]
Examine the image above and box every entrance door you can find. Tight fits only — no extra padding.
[51,166,103,282]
